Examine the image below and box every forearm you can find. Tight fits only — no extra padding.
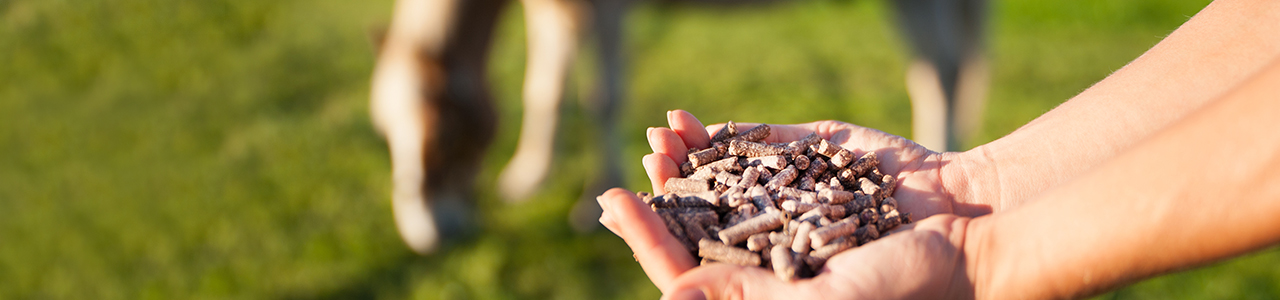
[947,0,1280,212]
[968,58,1280,300]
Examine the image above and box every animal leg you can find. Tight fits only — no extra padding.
[570,0,631,232]
[498,0,584,202]
[370,0,504,255]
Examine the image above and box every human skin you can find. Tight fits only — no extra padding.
[597,0,1280,298]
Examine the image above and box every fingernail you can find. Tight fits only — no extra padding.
[598,212,613,226]
[646,127,656,138]
[664,288,707,300]
[596,195,609,209]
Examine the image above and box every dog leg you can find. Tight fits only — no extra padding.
[498,0,584,202]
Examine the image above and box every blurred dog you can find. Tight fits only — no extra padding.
[370,0,987,254]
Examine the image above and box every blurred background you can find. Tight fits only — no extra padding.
[3,0,1278,298]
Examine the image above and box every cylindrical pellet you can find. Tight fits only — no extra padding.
[878,209,902,232]
[811,237,856,259]
[766,165,799,189]
[729,140,788,157]
[665,177,709,194]
[729,124,771,143]
[688,147,723,168]
[718,210,784,245]
[792,222,815,253]
[709,121,738,143]
[828,148,854,168]
[699,239,761,267]
[747,232,772,251]
[820,189,856,205]
[771,244,798,281]
[746,155,789,170]
[808,216,860,247]
[794,155,811,170]
[848,151,879,176]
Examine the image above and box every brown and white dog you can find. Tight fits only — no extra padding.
[370,0,987,254]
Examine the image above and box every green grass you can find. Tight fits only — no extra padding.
[2,0,1276,298]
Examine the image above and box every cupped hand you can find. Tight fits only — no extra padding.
[596,189,975,299]
[597,110,981,298]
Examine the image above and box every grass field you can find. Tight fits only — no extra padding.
[2,0,1277,298]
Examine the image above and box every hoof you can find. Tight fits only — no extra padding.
[392,190,476,255]
[393,192,439,255]
[497,151,552,203]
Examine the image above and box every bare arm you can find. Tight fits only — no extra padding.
[967,57,1280,299]
[945,0,1280,215]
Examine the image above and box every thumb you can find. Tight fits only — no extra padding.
[660,264,823,300]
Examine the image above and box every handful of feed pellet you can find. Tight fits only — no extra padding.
[637,121,911,280]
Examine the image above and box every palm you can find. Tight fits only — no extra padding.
[597,110,970,298]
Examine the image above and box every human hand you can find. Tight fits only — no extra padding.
[596,188,976,299]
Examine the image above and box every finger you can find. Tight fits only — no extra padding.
[660,264,823,300]
[598,188,698,292]
[599,207,621,237]
[649,127,691,165]
[644,153,683,193]
[668,110,711,150]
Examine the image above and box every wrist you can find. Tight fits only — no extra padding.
[939,146,1002,217]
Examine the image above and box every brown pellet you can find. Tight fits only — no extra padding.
[810,236,856,260]
[781,200,819,214]
[746,155,789,170]
[716,172,743,187]
[843,191,876,212]
[858,208,880,227]
[878,209,903,232]
[848,151,880,176]
[805,157,829,179]
[729,124,771,143]
[792,222,816,253]
[738,166,761,189]
[808,216,860,247]
[828,148,855,168]
[747,233,772,251]
[729,140,788,157]
[880,174,898,197]
[858,177,881,200]
[710,121,739,143]
[718,210,784,245]
[688,147,723,168]
[793,155,811,170]
[665,177,709,194]
[766,165,800,190]
[699,239,761,267]
[771,244,798,281]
